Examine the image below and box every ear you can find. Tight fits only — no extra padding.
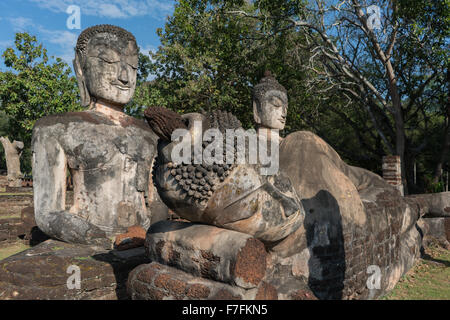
[253,101,261,124]
[73,52,90,107]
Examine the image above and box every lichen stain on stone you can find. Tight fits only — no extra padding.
[249,198,259,214]
[116,201,138,228]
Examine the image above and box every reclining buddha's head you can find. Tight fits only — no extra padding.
[253,71,288,130]
[73,24,138,108]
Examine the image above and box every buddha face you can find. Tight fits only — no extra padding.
[81,32,138,106]
[254,90,288,130]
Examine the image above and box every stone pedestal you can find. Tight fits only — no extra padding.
[0,239,149,300]
[128,262,254,300]
[127,188,423,300]
[145,221,268,289]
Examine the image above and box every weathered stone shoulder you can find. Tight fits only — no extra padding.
[118,115,154,133]
[34,111,112,128]
[33,111,155,134]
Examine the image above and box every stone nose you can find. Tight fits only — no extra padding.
[118,64,129,85]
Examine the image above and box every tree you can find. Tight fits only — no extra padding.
[124,51,169,118]
[0,32,81,145]
[138,0,316,129]
[134,0,447,193]
[230,0,448,193]
[0,32,81,174]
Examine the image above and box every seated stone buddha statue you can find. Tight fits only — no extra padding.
[32,25,167,248]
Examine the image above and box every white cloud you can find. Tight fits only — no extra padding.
[139,44,156,58]
[40,29,78,64]
[9,17,35,31]
[98,4,128,19]
[6,16,78,64]
[0,40,13,51]
[29,0,174,20]
[138,44,158,80]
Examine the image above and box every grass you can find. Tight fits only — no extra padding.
[0,214,21,220]
[382,242,450,300]
[0,241,30,261]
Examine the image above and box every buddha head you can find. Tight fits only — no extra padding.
[253,71,288,130]
[73,24,138,108]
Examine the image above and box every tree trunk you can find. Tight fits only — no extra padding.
[0,136,24,187]
[432,71,450,184]
[386,59,408,194]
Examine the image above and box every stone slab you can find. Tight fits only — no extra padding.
[0,239,149,300]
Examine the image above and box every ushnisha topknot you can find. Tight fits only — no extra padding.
[75,24,136,58]
[253,70,287,104]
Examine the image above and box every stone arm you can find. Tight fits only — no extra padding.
[342,164,395,192]
[261,180,301,217]
[32,128,111,248]
[338,152,449,218]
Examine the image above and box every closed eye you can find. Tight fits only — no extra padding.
[97,56,118,64]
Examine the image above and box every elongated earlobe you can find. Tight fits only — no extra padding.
[73,52,90,107]
[253,101,261,124]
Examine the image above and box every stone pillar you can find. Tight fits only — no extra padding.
[382,155,404,196]
[0,137,24,188]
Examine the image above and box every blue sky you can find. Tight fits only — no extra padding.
[0,0,176,71]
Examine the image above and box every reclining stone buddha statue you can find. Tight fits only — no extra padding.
[130,72,424,300]
[32,25,167,248]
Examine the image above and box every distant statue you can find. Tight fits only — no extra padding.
[32,25,167,248]
[0,136,24,187]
